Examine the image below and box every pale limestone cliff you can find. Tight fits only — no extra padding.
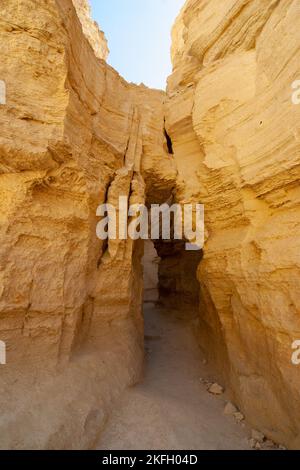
[0,0,175,449]
[72,0,109,60]
[166,0,300,448]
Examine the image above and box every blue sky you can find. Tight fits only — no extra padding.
[90,0,184,90]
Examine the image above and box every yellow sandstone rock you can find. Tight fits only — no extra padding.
[0,0,300,451]
[72,0,109,60]
[166,0,300,448]
[0,0,175,449]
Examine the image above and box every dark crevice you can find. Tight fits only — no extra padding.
[97,177,114,267]
[97,238,108,267]
[154,240,203,309]
[164,124,174,155]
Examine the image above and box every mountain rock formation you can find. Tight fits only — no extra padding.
[0,0,175,449]
[73,0,109,60]
[165,0,300,448]
[0,0,299,450]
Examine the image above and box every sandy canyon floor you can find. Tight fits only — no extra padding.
[97,303,251,450]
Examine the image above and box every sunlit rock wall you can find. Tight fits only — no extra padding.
[72,0,109,60]
[0,0,175,449]
[166,0,300,448]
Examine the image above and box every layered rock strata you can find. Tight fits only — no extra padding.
[1,0,300,451]
[72,0,109,60]
[165,0,300,448]
[0,0,175,449]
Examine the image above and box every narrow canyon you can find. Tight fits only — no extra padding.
[0,0,299,450]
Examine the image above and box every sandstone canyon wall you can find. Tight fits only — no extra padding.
[165,0,300,448]
[0,0,300,451]
[0,0,175,449]
[73,0,109,61]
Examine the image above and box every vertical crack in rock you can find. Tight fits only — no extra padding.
[163,122,174,155]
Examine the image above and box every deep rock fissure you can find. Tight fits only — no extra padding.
[164,126,174,155]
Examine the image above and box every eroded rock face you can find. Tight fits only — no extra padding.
[0,0,175,449]
[1,0,300,451]
[166,0,300,448]
[72,0,109,60]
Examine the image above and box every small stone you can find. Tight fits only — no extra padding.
[234,411,245,422]
[208,383,224,395]
[279,445,286,450]
[251,429,265,443]
[249,438,256,449]
[200,378,210,385]
[264,439,276,449]
[224,402,238,416]
[249,438,262,451]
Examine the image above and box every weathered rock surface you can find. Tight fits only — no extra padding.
[166,0,300,448]
[72,0,109,60]
[142,241,160,303]
[0,0,175,449]
[1,0,300,451]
